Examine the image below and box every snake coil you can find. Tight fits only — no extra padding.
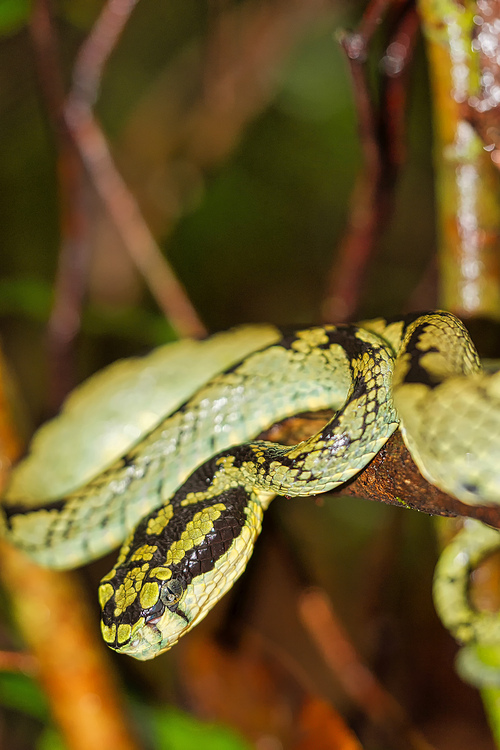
[2,311,500,662]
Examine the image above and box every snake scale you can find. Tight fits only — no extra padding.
[2,311,500,666]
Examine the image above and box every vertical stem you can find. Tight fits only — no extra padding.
[418,0,500,321]
[30,0,92,409]
[419,3,500,744]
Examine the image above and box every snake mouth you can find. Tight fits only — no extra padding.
[116,602,192,660]
[118,620,166,660]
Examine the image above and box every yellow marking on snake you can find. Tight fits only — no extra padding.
[148,567,172,581]
[146,504,173,535]
[117,624,132,644]
[101,623,116,643]
[130,544,157,562]
[98,582,114,608]
[113,565,149,616]
[140,581,160,609]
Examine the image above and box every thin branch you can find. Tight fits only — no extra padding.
[298,588,436,750]
[65,0,331,337]
[32,0,207,346]
[71,0,140,106]
[381,3,420,170]
[64,103,207,339]
[322,0,419,323]
[322,29,382,323]
[30,0,91,409]
[63,0,207,339]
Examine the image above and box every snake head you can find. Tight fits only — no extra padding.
[98,481,265,660]
[99,572,189,660]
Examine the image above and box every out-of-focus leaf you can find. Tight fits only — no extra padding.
[0,0,29,35]
[151,706,250,750]
[0,277,176,345]
[0,672,49,722]
[0,278,51,322]
[37,727,67,750]
[58,0,101,30]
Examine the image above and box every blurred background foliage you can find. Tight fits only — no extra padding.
[0,0,437,420]
[0,1,491,749]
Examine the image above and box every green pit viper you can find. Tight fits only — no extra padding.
[2,311,500,673]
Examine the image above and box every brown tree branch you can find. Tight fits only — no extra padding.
[261,413,500,527]
[338,431,500,527]
[71,0,140,106]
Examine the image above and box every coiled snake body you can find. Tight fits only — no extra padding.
[2,311,499,663]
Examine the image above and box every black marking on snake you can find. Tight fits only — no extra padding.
[101,480,250,636]
[277,325,360,353]
[173,606,189,625]
[401,324,441,389]
[2,497,66,528]
[120,454,136,469]
[141,597,163,623]
[171,455,230,504]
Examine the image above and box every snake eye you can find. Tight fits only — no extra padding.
[160,578,185,607]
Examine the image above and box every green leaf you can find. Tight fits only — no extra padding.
[0,0,30,34]
[0,672,49,722]
[0,277,177,345]
[37,727,67,750]
[151,707,251,750]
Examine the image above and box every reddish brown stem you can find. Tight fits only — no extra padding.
[63,0,207,339]
[64,103,207,339]
[298,588,435,750]
[322,31,382,323]
[71,0,139,106]
[261,413,500,527]
[322,0,419,323]
[30,0,91,410]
